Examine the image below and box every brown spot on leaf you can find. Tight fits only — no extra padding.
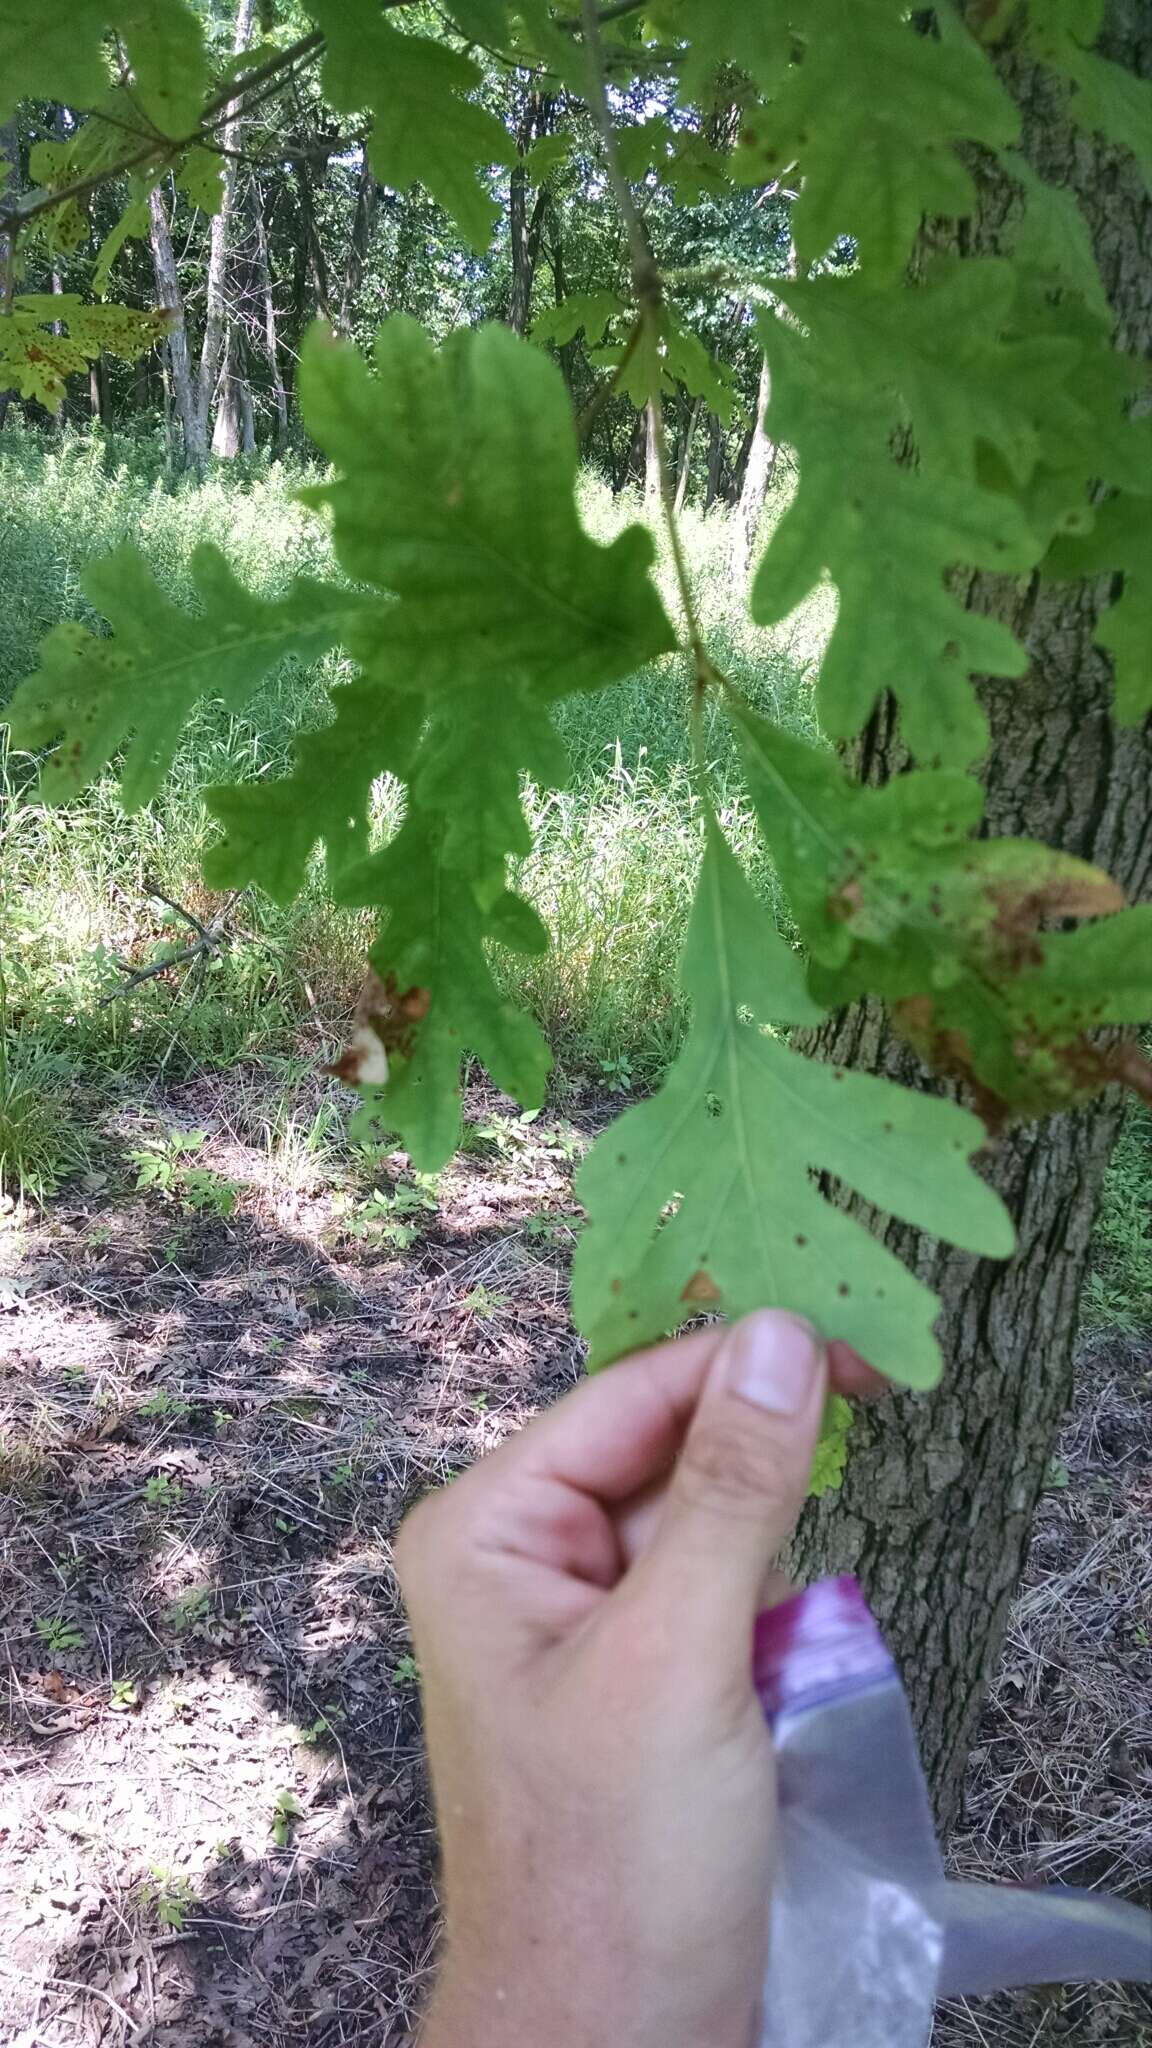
[680,1268,722,1306]
[323,969,430,1085]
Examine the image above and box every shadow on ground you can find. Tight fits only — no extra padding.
[2,1068,1150,2046]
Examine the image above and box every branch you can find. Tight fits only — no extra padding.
[0,31,327,237]
[100,889,242,1006]
[579,0,713,696]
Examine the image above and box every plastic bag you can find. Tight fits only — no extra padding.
[754,1576,1152,2048]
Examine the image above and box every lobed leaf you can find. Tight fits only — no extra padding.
[732,0,1018,278]
[7,544,361,807]
[749,310,1036,766]
[1045,495,1152,725]
[309,0,515,253]
[0,0,208,136]
[573,819,1014,1387]
[0,295,171,407]
[299,318,676,699]
[733,705,1152,1123]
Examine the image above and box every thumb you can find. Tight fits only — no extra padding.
[633,1310,828,1672]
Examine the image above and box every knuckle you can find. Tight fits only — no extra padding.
[675,1418,797,1519]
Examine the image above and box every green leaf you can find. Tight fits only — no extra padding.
[0,295,171,408]
[0,1,208,135]
[532,289,626,349]
[0,1,113,119]
[7,543,361,806]
[521,131,574,182]
[775,264,1081,487]
[749,310,1036,765]
[176,145,225,215]
[205,685,425,901]
[1051,44,1152,181]
[733,0,1018,278]
[733,705,1150,1121]
[92,197,150,296]
[286,315,671,1166]
[113,0,209,136]
[650,0,790,102]
[996,150,1110,318]
[615,115,676,183]
[354,850,552,1171]
[309,0,515,252]
[1045,495,1152,724]
[573,819,1013,1385]
[661,314,734,422]
[810,1396,853,1498]
[299,318,676,699]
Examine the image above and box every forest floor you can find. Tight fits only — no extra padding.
[1,1061,1150,2048]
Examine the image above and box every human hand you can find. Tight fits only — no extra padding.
[399,1312,884,2048]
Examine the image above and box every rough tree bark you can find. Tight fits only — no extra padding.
[197,0,255,450]
[148,184,204,466]
[792,2,1152,1831]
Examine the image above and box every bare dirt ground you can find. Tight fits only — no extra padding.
[1,1067,1150,2047]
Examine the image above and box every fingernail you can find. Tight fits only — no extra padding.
[725,1310,822,1415]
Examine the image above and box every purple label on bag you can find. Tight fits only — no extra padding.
[753,1574,896,1720]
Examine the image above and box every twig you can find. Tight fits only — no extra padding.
[579,0,713,696]
[0,1960,140,2039]
[99,888,241,1005]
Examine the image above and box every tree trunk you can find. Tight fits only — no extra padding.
[731,349,777,585]
[212,326,243,456]
[792,3,1152,1832]
[87,353,110,423]
[197,0,255,450]
[644,401,662,509]
[673,395,702,516]
[252,173,289,443]
[339,150,378,335]
[702,410,723,510]
[148,183,205,467]
[293,154,334,324]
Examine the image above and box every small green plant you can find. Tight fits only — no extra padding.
[138,1389,191,1422]
[299,1703,346,1745]
[165,1585,212,1633]
[337,1173,439,1247]
[597,1051,635,1094]
[35,1615,85,1655]
[523,1209,577,1249]
[144,1472,181,1509]
[130,1128,205,1193]
[110,1675,141,1710]
[130,1131,239,1217]
[392,1653,420,1686]
[180,1168,239,1217]
[271,1789,304,1847]
[140,1867,196,1931]
[463,1283,507,1320]
[464,1111,541,1159]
